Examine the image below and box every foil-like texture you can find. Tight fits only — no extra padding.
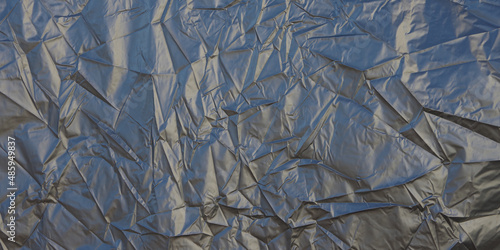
[1,0,500,249]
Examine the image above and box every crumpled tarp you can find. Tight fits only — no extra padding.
[1,0,500,249]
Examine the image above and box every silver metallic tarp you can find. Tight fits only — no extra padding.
[1,0,500,249]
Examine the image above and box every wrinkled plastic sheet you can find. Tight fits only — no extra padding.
[1,0,500,249]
